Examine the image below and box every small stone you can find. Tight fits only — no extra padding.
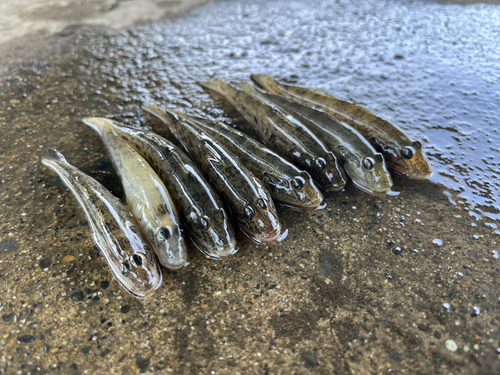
[61,255,77,263]
[39,258,52,269]
[100,281,110,289]
[433,239,443,246]
[71,291,84,301]
[17,335,35,343]
[446,340,458,352]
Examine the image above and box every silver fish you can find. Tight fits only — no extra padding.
[83,118,188,270]
[42,150,162,298]
[94,117,237,259]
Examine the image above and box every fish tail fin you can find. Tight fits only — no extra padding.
[41,149,69,168]
[142,105,180,126]
[230,81,254,93]
[198,80,232,95]
[250,74,276,92]
[82,117,114,135]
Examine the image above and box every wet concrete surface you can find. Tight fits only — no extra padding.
[1,0,500,373]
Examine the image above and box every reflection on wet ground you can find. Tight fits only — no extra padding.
[1,0,500,373]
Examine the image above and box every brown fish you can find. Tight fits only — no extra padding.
[199,80,347,192]
[178,113,324,208]
[143,106,282,244]
[251,74,433,179]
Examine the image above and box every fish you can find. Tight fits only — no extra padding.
[83,118,188,270]
[251,74,433,179]
[178,113,324,208]
[41,150,162,298]
[199,80,347,192]
[91,117,237,259]
[143,106,282,243]
[233,82,393,193]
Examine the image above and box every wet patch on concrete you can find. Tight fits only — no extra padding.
[1,0,500,373]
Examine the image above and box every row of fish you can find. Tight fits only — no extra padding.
[42,75,432,298]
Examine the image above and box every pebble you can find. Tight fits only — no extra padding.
[446,340,458,352]
[71,291,84,301]
[62,255,77,263]
[433,239,443,246]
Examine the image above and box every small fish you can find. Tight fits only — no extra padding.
[179,113,324,208]
[251,74,433,179]
[42,150,162,298]
[144,106,282,243]
[199,80,347,192]
[97,116,237,259]
[83,118,188,270]
[235,83,393,193]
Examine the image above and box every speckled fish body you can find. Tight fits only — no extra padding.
[41,150,162,299]
[83,118,188,270]
[180,113,324,208]
[236,84,393,193]
[199,80,347,192]
[144,106,281,243]
[251,74,432,179]
[98,117,236,259]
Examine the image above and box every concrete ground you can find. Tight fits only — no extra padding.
[1,0,500,374]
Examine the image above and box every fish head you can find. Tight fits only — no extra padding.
[107,227,163,299]
[341,148,393,193]
[188,208,238,258]
[148,220,189,271]
[236,182,281,243]
[306,152,347,192]
[262,171,324,208]
[387,141,433,179]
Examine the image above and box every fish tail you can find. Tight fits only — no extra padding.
[142,105,180,126]
[82,117,113,135]
[250,74,277,92]
[230,81,254,93]
[199,80,233,96]
[41,149,69,168]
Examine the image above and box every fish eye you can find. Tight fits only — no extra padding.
[132,253,145,267]
[291,176,305,190]
[314,158,327,170]
[244,205,254,219]
[200,216,210,227]
[401,146,415,160]
[362,157,375,171]
[256,198,266,209]
[158,228,171,242]
[120,263,131,276]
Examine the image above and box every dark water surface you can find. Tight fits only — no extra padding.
[1,0,500,373]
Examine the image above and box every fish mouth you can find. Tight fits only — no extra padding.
[161,258,189,271]
[213,243,239,258]
[250,224,283,243]
[193,240,239,259]
[351,177,393,194]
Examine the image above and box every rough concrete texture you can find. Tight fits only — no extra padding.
[1,0,500,374]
